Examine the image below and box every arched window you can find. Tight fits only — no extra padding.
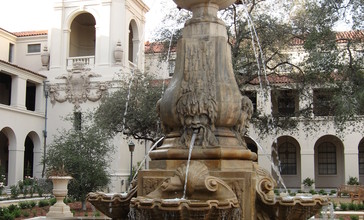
[128,24,133,62]
[317,142,336,175]
[278,142,297,175]
[359,140,364,174]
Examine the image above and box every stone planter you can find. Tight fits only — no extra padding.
[46,176,73,218]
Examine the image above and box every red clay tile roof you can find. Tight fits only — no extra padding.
[12,30,48,37]
[290,30,364,45]
[0,59,47,79]
[250,74,295,85]
[145,41,176,54]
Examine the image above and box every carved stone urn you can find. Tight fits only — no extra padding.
[40,46,50,70]
[46,176,73,218]
[114,41,123,64]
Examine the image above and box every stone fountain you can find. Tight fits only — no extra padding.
[87,0,329,219]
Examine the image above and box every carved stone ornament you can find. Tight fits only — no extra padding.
[254,163,329,220]
[130,161,241,220]
[48,61,109,109]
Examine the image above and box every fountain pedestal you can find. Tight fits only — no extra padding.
[91,0,329,218]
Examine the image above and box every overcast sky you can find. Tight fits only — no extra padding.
[0,0,350,40]
[0,0,174,40]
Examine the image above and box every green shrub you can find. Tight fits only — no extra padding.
[340,203,348,211]
[347,177,360,185]
[32,210,37,217]
[348,202,357,210]
[3,211,15,220]
[22,211,30,218]
[309,189,317,195]
[94,211,101,217]
[13,209,21,218]
[303,177,314,187]
[38,199,50,207]
[10,185,18,199]
[0,207,7,216]
[18,201,29,209]
[64,197,73,204]
[29,201,36,208]
[350,215,359,220]
[49,197,57,206]
[330,189,336,194]
[7,204,18,212]
[319,189,327,195]
[358,203,364,210]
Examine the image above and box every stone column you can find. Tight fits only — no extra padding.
[300,149,315,189]
[35,83,44,112]
[7,146,24,186]
[343,134,361,182]
[10,76,26,110]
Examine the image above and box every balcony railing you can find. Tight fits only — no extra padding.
[67,56,95,70]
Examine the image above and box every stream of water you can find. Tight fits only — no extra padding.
[127,136,165,192]
[182,130,198,199]
[247,135,287,191]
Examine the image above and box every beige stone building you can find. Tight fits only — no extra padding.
[0,0,149,192]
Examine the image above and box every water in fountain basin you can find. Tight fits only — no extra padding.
[182,130,198,199]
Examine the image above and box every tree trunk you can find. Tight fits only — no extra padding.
[82,200,87,211]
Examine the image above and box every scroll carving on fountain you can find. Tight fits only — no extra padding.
[130,161,241,219]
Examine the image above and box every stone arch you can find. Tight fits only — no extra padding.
[0,127,16,185]
[314,135,345,188]
[359,138,364,183]
[272,135,301,188]
[23,131,41,178]
[68,12,97,57]
[128,19,140,64]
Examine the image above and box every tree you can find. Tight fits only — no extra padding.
[94,70,163,143]
[45,113,114,210]
[149,0,364,132]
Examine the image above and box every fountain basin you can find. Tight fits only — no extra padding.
[87,186,137,219]
[130,198,241,220]
[257,193,330,220]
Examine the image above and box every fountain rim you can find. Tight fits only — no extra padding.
[173,0,236,10]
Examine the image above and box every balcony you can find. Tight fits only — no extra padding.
[67,56,95,70]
